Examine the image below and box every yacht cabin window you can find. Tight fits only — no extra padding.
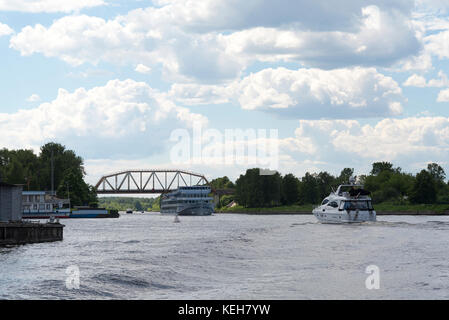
[327,201,338,208]
[342,200,373,210]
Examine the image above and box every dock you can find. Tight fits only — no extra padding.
[0,221,64,246]
[1,181,65,246]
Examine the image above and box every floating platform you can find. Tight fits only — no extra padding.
[0,221,64,246]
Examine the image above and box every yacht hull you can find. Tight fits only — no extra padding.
[313,209,376,224]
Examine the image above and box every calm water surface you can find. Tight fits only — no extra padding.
[1,213,449,299]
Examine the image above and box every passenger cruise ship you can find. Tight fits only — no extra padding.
[160,186,214,216]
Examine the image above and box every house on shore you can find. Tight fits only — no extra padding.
[0,182,64,246]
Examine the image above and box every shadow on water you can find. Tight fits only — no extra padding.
[363,220,449,230]
[290,219,449,231]
[290,222,318,227]
[0,245,25,254]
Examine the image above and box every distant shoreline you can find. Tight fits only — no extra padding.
[216,211,449,216]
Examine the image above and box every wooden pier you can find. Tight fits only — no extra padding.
[0,221,64,246]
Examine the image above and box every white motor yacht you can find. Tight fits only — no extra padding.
[312,178,376,224]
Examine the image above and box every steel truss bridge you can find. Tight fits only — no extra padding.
[94,170,210,194]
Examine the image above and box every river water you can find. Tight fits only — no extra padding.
[1,213,449,299]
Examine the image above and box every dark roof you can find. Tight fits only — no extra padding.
[0,182,23,188]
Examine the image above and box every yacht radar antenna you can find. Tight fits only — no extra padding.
[349,176,356,185]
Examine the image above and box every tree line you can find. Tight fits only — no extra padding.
[213,162,449,208]
[0,142,97,207]
[98,197,159,211]
[3,143,447,210]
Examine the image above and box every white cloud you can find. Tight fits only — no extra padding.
[0,0,105,13]
[415,0,449,15]
[9,3,421,82]
[402,6,449,72]
[82,116,449,183]
[402,71,449,88]
[151,0,413,33]
[424,29,449,61]
[0,22,13,36]
[171,67,405,119]
[290,117,449,162]
[428,71,449,87]
[437,88,449,102]
[10,15,145,66]
[26,94,41,102]
[0,79,207,158]
[404,71,449,103]
[221,5,419,69]
[403,74,427,87]
[135,64,151,74]
[9,14,243,82]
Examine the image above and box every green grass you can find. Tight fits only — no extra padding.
[373,202,449,213]
[217,204,314,213]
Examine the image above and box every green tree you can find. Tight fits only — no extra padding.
[235,168,281,207]
[426,163,449,203]
[39,142,84,192]
[57,168,97,207]
[370,162,394,175]
[210,176,235,190]
[263,171,282,207]
[134,200,143,211]
[281,173,299,205]
[337,168,354,184]
[6,157,25,184]
[235,168,262,207]
[427,163,445,183]
[316,171,336,200]
[298,172,318,204]
[410,170,437,204]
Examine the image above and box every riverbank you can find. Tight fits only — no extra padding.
[216,203,449,215]
[217,211,449,215]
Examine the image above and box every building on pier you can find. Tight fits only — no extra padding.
[0,182,23,222]
[1,182,64,246]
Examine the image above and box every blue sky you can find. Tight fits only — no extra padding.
[1,0,449,185]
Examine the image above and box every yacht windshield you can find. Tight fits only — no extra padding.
[343,201,373,211]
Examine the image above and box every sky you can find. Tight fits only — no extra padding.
[1,0,449,185]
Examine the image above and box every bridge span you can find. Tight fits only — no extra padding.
[94,169,210,194]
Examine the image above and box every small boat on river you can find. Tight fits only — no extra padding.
[312,178,376,224]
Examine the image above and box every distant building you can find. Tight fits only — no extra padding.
[0,182,23,222]
[21,191,71,219]
[22,191,70,213]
